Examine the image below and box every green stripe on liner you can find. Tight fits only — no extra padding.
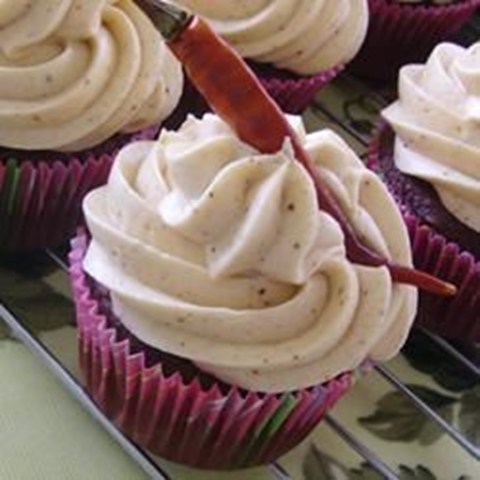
[234,393,297,468]
[0,158,20,246]
[1,159,20,214]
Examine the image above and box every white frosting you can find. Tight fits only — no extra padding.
[165,0,369,75]
[0,0,183,152]
[383,42,480,232]
[83,114,417,392]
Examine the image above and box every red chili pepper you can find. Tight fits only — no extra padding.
[142,5,456,297]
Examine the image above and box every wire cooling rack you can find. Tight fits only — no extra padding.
[1,14,479,480]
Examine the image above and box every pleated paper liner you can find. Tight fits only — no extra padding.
[0,127,159,254]
[369,125,480,343]
[253,63,344,114]
[349,0,480,81]
[405,215,480,343]
[69,233,355,470]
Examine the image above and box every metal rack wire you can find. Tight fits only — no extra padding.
[1,14,479,480]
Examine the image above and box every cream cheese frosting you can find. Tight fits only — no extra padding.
[164,0,369,75]
[0,0,183,152]
[383,42,480,232]
[83,114,417,393]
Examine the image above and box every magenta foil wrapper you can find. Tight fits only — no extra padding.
[69,234,354,469]
[0,127,158,253]
[349,0,480,81]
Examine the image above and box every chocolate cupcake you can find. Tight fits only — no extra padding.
[70,112,418,469]
[0,0,184,253]
[369,42,480,342]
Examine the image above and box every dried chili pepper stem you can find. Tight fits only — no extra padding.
[142,3,456,297]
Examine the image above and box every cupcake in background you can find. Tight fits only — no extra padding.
[369,42,480,342]
[164,0,369,113]
[70,112,418,469]
[349,0,480,81]
[0,0,183,253]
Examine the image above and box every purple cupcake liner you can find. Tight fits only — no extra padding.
[0,127,158,254]
[255,64,344,114]
[349,0,480,81]
[69,233,354,470]
[368,128,480,343]
[405,215,480,343]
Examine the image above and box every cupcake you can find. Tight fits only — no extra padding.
[70,112,418,469]
[0,0,183,253]
[369,42,480,342]
[350,0,480,81]
[163,0,369,113]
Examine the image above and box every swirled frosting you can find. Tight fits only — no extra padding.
[383,42,480,232]
[165,0,369,75]
[0,0,183,152]
[83,114,417,392]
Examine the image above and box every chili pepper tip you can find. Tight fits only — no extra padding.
[389,264,457,297]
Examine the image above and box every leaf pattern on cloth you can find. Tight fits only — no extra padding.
[399,465,471,480]
[403,330,479,392]
[0,253,72,334]
[359,385,456,445]
[458,386,480,446]
[398,465,436,480]
[302,443,383,480]
[302,443,472,480]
